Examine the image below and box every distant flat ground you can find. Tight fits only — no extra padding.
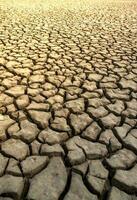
[0,0,137,200]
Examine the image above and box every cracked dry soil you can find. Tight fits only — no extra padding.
[0,0,137,199]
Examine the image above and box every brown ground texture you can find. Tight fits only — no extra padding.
[0,0,137,199]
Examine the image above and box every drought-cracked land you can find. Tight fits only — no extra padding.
[0,0,137,199]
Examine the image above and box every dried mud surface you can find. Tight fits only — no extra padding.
[0,0,137,199]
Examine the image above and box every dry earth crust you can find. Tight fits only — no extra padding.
[0,0,137,199]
